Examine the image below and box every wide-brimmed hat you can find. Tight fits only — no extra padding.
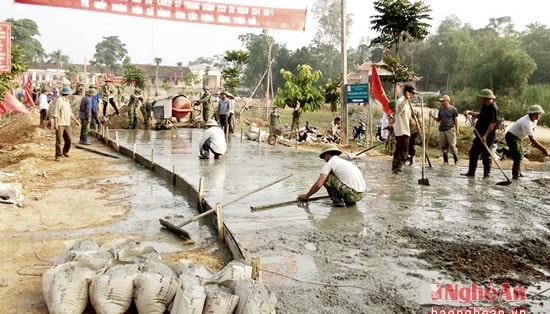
[403,84,417,94]
[439,95,451,102]
[134,87,141,93]
[205,119,218,127]
[220,91,227,96]
[319,143,342,159]
[203,86,209,90]
[478,88,496,99]
[527,104,545,114]
[60,86,72,95]
[86,87,97,96]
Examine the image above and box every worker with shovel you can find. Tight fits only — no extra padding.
[462,89,499,178]
[505,104,550,179]
[298,144,366,207]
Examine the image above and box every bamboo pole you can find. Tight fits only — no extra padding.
[216,202,224,242]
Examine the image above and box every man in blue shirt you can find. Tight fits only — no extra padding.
[217,91,231,134]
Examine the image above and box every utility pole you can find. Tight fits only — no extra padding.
[340,0,348,145]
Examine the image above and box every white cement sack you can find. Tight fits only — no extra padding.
[101,238,139,253]
[117,246,160,263]
[133,272,180,314]
[42,261,98,314]
[212,260,252,288]
[202,285,239,314]
[177,259,214,285]
[234,279,278,314]
[140,259,179,277]
[62,238,101,262]
[0,182,24,204]
[89,262,139,314]
[170,283,206,314]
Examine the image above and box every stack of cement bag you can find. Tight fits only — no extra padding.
[42,239,277,314]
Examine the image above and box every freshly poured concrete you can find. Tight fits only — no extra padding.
[105,128,550,313]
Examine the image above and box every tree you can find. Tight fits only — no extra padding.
[90,36,128,74]
[370,0,432,96]
[521,23,550,84]
[5,18,45,64]
[273,64,325,132]
[46,49,70,73]
[65,65,79,83]
[310,0,354,81]
[122,64,148,90]
[221,50,249,94]
[0,45,27,100]
[238,31,280,92]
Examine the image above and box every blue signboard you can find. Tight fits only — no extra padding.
[346,83,368,103]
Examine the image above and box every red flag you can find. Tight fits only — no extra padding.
[0,102,7,117]
[24,76,35,107]
[370,64,392,115]
[3,92,30,114]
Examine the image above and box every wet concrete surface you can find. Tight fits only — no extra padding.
[103,128,550,313]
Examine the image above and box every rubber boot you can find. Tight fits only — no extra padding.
[461,158,476,177]
[392,159,399,174]
[443,153,449,164]
[453,154,458,165]
[483,167,491,178]
[512,162,520,180]
[408,156,413,165]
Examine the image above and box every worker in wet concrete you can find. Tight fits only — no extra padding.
[462,88,499,178]
[199,119,227,160]
[505,104,550,179]
[298,144,366,207]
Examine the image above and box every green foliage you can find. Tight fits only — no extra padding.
[273,64,325,131]
[5,18,45,63]
[46,50,70,64]
[91,36,128,75]
[323,78,341,112]
[222,50,249,94]
[0,45,27,100]
[122,63,148,89]
[181,72,201,97]
[370,0,432,56]
[65,65,79,83]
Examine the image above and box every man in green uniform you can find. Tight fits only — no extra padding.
[200,86,211,126]
[127,87,143,129]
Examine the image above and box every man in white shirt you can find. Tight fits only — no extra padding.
[52,86,80,161]
[298,144,366,207]
[199,119,227,159]
[505,104,549,179]
[392,84,415,174]
[38,87,50,129]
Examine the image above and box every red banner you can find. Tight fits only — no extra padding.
[14,0,307,31]
[0,22,11,74]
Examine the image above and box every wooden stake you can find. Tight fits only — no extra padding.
[216,202,224,242]
[251,256,261,281]
[106,127,109,140]
[198,177,204,211]
[133,143,136,159]
[150,148,154,170]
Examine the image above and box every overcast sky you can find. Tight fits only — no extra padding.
[1,0,547,66]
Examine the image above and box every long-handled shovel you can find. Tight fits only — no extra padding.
[408,101,429,185]
[346,142,385,160]
[473,129,512,186]
[160,174,293,238]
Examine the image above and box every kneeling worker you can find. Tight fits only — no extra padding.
[298,144,366,206]
[199,119,227,159]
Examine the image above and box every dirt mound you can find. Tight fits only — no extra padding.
[399,227,549,287]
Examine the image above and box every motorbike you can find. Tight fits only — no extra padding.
[297,121,318,142]
[351,120,367,143]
